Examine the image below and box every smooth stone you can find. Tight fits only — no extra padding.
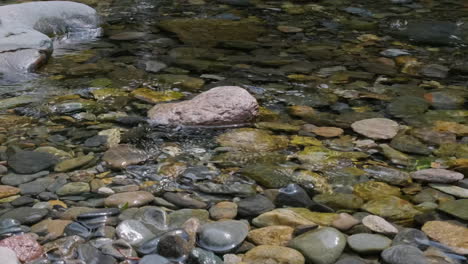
[390,135,431,155]
[148,86,258,126]
[275,184,313,208]
[438,199,468,220]
[381,245,428,264]
[132,207,168,235]
[392,228,429,250]
[243,245,305,264]
[77,243,117,264]
[362,196,421,221]
[289,227,346,264]
[362,215,398,234]
[236,195,275,217]
[1,171,49,186]
[247,225,294,246]
[187,247,223,264]
[209,202,237,220]
[0,247,20,264]
[364,165,411,186]
[19,177,54,195]
[353,181,401,201]
[31,219,72,240]
[116,219,155,246]
[54,155,94,172]
[156,231,192,260]
[0,207,48,225]
[347,233,392,254]
[332,213,360,231]
[197,220,249,253]
[139,254,171,264]
[429,184,468,198]
[56,182,90,196]
[104,191,154,208]
[252,209,318,228]
[0,234,44,263]
[412,169,464,183]
[313,193,363,211]
[351,118,399,140]
[7,151,58,174]
[102,145,148,170]
[421,221,468,255]
[0,186,20,199]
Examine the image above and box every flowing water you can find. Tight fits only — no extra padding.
[0,0,467,263]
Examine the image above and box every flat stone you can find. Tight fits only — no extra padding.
[102,145,148,170]
[289,227,346,264]
[252,209,318,228]
[209,202,237,220]
[244,245,305,264]
[197,220,249,253]
[0,207,48,225]
[104,191,154,208]
[7,151,58,174]
[311,127,344,137]
[31,219,72,240]
[0,186,20,199]
[148,86,259,126]
[412,168,464,183]
[353,181,401,201]
[392,228,429,250]
[0,234,43,263]
[422,221,468,255]
[351,118,399,140]
[347,233,392,254]
[429,183,468,198]
[1,171,49,186]
[438,199,468,220]
[236,195,275,217]
[56,182,90,196]
[362,196,420,221]
[381,245,428,264]
[247,225,294,246]
[362,215,398,234]
[54,155,94,172]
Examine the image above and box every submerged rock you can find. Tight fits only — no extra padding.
[148,86,258,126]
[0,1,100,79]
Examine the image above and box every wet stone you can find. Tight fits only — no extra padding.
[209,201,237,220]
[236,195,275,217]
[362,215,398,234]
[139,254,171,264]
[411,169,464,183]
[351,118,399,140]
[104,191,154,208]
[162,192,207,209]
[381,245,428,264]
[197,220,249,253]
[244,245,305,264]
[392,228,429,250]
[77,243,117,264]
[347,233,392,254]
[0,186,20,199]
[116,219,155,246]
[289,227,346,264]
[437,199,468,220]
[364,165,411,186]
[0,207,48,225]
[7,151,58,174]
[247,225,294,246]
[56,182,90,196]
[187,247,223,264]
[421,221,468,255]
[1,171,49,186]
[429,183,468,198]
[275,184,313,208]
[102,145,148,170]
[0,233,43,263]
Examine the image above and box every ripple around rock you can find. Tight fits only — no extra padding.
[289,227,346,264]
[197,220,249,253]
[381,245,428,264]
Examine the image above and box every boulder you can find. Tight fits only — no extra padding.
[148,86,259,126]
[0,1,100,81]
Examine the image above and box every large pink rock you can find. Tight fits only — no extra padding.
[148,86,259,126]
[0,234,44,262]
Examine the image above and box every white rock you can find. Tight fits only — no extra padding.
[0,247,20,264]
[362,215,398,234]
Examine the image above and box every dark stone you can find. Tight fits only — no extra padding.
[275,184,313,208]
[77,243,117,264]
[392,228,429,250]
[0,207,48,225]
[7,151,58,174]
[163,192,207,209]
[381,245,428,264]
[237,195,275,217]
[187,247,223,264]
[157,232,192,261]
